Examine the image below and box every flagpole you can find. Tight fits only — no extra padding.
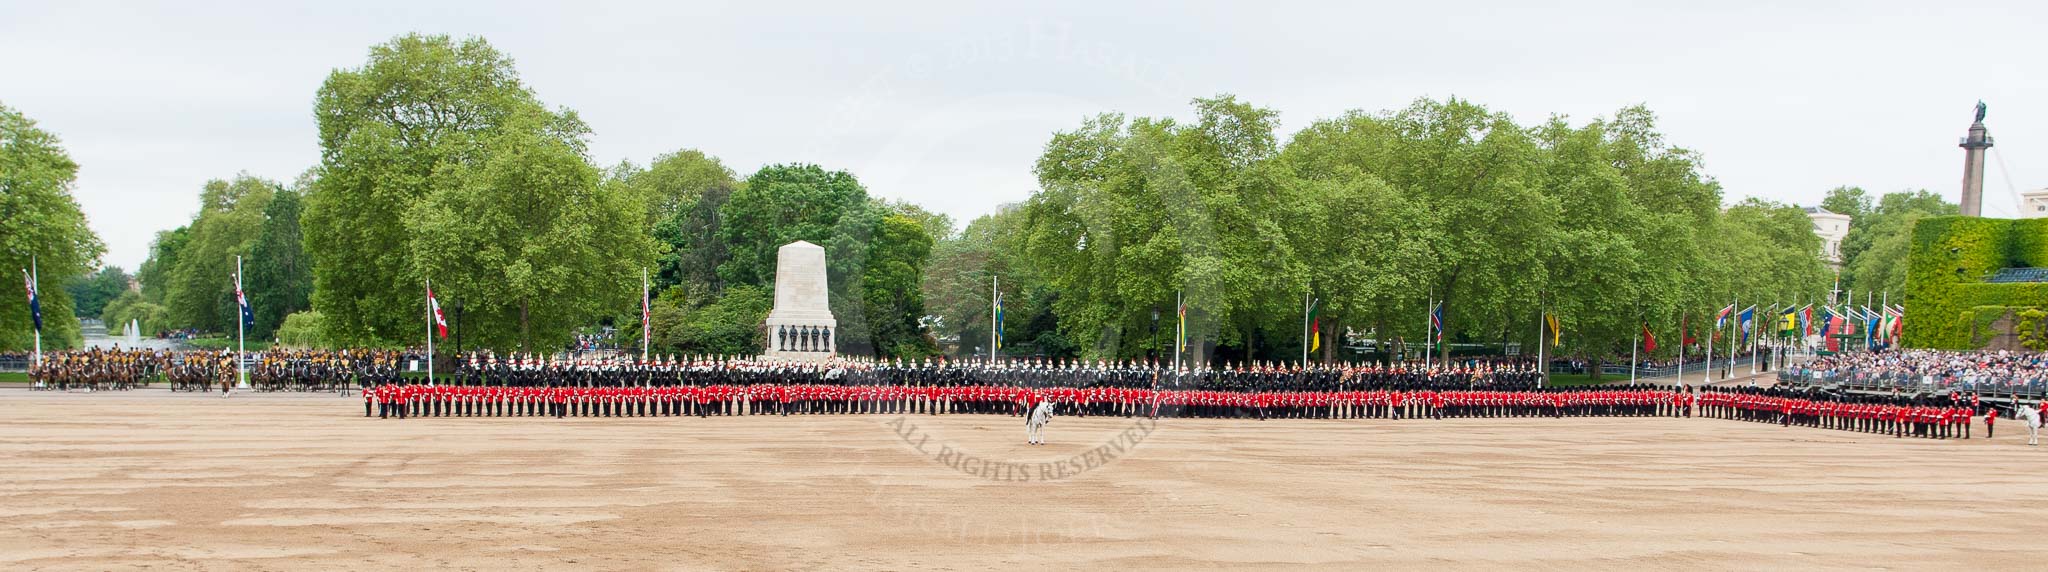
[1423,289,1432,373]
[1174,289,1183,371]
[1534,293,1544,389]
[990,275,998,364]
[236,255,247,389]
[1629,314,1639,386]
[641,267,650,361]
[1749,304,1760,377]
[1675,313,1685,387]
[1726,297,1737,381]
[1301,289,1310,367]
[1703,304,1714,385]
[30,256,40,373]
[426,277,434,386]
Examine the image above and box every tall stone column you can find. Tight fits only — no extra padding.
[1959,103,1994,217]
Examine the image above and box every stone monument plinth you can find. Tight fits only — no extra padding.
[763,241,837,360]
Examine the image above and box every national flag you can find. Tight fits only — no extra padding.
[1737,307,1755,344]
[1544,313,1560,346]
[1431,303,1445,342]
[993,292,1004,350]
[1801,306,1814,337]
[1177,301,1188,352]
[1714,304,1736,329]
[1780,309,1797,336]
[234,272,254,329]
[1642,323,1657,352]
[1307,298,1322,353]
[1889,307,1904,341]
[1680,316,1694,346]
[21,269,40,332]
[427,284,449,339]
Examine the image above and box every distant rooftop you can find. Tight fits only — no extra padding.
[1802,206,1840,216]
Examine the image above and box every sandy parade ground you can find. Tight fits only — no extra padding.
[1,387,2043,571]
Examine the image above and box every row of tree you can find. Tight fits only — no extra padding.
[920,97,1833,371]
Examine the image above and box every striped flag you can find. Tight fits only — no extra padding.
[993,292,1004,350]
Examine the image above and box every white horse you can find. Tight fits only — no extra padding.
[1026,400,1054,445]
[2014,403,2043,446]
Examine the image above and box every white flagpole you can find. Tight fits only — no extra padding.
[1423,289,1433,373]
[30,256,40,371]
[426,277,434,386]
[1301,289,1310,367]
[1726,297,1737,381]
[236,255,247,389]
[1535,294,1544,388]
[1675,313,1685,387]
[1629,315,1639,385]
[642,267,650,361]
[1703,304,1715,385]
[990,275,998,364]
[1174,289,1183,371]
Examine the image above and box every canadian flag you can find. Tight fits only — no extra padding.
[427,284,449,339]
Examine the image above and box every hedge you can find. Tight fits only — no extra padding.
[1904,217,2048,349]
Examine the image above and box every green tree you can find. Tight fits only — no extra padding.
[136,226,189,305]
[1839,189,1957,295]
[0,102,107,350]
[406,111,658,351]
[247,188,313,339]
[304,34,646,349]
[165,175,276,334]
[65,266,130,318]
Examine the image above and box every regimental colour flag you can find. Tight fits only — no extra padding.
[427,284,449,339]
[22,269,40,332]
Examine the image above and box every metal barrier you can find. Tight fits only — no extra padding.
[1779,369,2048,398]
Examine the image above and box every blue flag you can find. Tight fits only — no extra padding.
[235,275,254,329]
[1737,308,1754,344]
[22,269,40,332]
[993,292,1004,350]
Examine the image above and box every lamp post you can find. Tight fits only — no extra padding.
[1150,308,1161,361]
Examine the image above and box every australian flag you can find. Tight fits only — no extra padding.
[234,274,253,329]
[22,269,40,332]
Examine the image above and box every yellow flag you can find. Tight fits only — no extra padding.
[1546,314,1562,346]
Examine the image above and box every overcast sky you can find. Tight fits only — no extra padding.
[4,1,2043,273]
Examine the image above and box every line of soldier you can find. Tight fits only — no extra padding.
[1696,386,1982,439]
[359,355,1687,421]
[253,349,403,393]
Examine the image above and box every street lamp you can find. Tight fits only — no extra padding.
[1150,308,1160,361]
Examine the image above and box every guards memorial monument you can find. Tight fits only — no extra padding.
[763,240,837,360]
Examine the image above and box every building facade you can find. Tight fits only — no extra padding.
[1804,206,1851,267]
[2021,188,2048,219]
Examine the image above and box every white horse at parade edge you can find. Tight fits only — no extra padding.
[2012,402,2043,447]
[1026,400,1054,445]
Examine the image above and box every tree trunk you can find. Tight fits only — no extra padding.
[518,299,531,353]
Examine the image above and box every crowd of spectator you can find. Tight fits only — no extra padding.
[1785,349,2048,396]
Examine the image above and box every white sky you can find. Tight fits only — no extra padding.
[3,1,2043,273]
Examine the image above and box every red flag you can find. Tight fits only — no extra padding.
[1680,316,1694,346]
[427,285,449,339]
[1642,323,1657,352]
